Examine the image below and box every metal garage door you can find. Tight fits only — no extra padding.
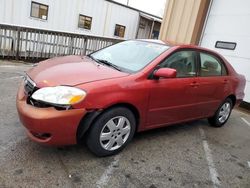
[200,0,250,103]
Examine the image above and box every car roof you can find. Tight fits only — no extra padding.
[135,39,196,48]
[135,39,222,56]
[136,39,167,45]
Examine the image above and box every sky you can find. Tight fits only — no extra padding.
[114,0,167,17]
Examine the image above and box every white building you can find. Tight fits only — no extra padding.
[0,0,162,40]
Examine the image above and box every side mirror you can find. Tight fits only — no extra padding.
[153,68,177,79]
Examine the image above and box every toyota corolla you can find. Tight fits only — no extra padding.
[16,40,246,156]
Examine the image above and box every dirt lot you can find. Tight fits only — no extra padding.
[0,60,249,188]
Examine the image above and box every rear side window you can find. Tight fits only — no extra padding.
[159,51,197,78]
[200,53,227,76]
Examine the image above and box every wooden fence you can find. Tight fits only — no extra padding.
[0,24,123,60]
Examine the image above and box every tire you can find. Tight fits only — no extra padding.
[86,107,136,157]
[208,98,233,127]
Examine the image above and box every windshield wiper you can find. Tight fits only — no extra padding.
[86,54,100,66]
[96,59,122,71]
[87,54,98,62]
[87,55,122,71]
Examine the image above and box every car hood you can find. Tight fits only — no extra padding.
[27,55,129,87]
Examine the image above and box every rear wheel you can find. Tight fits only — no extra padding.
[86,107,136,157]
[208,98,233,127]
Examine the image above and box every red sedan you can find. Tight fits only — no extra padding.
[16,40,246,156]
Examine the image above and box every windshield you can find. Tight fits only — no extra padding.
[90,40,170,72]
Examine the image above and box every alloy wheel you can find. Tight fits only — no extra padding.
[100,116,131,151]
[218,102,231,123]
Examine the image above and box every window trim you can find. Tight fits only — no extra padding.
[30,1,49,20]
[114,24,126,38]
[150,49,199,79]
[197,51,228,77]
[78,14,92,30]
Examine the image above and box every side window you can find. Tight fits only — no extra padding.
[114,24,126,38]
[78,14,92,30]
[160,51,197,78]
[31,1,48,20]
[200,53,227,77]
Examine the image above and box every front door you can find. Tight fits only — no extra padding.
[146,50,200,128]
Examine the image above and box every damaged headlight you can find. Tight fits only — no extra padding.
[31,86,86,106]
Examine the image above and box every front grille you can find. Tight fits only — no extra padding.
[24,76,37,96]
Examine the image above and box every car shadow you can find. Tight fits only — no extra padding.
[51,119,210,159]
[134,119,208,140]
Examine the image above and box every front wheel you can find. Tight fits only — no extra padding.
[86,107,136,157]
[208,98,233,127]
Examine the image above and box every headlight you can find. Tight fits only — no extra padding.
[31,86,86,106]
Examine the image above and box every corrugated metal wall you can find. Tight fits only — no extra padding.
[0,0,140,39]
[159,0,209,44]
[200,0,250,102]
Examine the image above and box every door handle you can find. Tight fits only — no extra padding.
[190,81,199,87]
[223,79,229,84]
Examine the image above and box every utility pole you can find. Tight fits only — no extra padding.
[127,0,129,6]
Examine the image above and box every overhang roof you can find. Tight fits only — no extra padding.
[105,0,163,21]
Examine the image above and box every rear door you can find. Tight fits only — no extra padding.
[195,52,230,117]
